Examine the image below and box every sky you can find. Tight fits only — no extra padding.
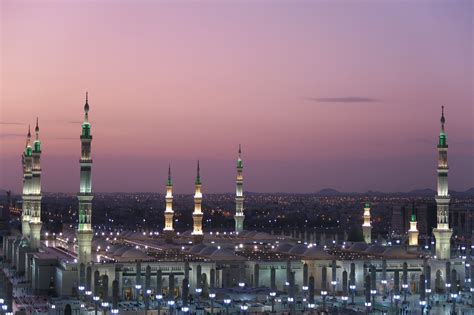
[1,0,473,194]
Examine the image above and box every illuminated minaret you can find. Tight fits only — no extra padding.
[432,106,452,259]
[163,164,175,242]
[21,126,33,239]
[362,202,372,244]
[76,93,94,264]
[408,207,419,247]
[234,145,245,233]
[192,161,203,242]
[29,118,43,250]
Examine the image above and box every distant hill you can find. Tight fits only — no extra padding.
[314,187,474,197]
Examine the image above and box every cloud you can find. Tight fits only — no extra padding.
[54,137,77,140]
[306,97,378,103]
[0,133,25,138]
[0,121,25,125]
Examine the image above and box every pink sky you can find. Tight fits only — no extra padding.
[1,0,473,193]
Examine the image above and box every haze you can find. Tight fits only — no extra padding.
[1,0,473,193]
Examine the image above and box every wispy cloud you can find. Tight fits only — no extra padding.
[54,137,76,140]
[0,133,25,138]
[0,121,25,125]
[306,96,378,103]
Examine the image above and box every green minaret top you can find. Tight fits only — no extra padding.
[410,206,416,222]
[25,125,32,156]
[81,92,92,139]
[195,160,201,185]
[364,202,370,208]
[438,105,447,148]
[34,117,41,153]
[167,164,172,186]
[237,144,243,168]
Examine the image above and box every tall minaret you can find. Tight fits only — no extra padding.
[29,118,43,250]
[234,145,245,233]
[21,126,33,239]
[76,92,94,264]
[192,161,204,242]
[163,164,175,242]
[362,202,372,244]
[408,206,419,247]
[432,106,452,259]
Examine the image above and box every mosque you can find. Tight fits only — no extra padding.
[1,96,472,314]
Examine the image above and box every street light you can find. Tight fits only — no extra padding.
[155,294,162,315]
[349,284,356,305]
[111,309,119,315]
[93,296,100,315]
[269,291,276,313]
[101,301,110,315]
[167,300,175,315]
[181,306,189,313]
[224,299,231,315]
[240,304,248,314]
[209,292,216,315]
[239,282,245,288]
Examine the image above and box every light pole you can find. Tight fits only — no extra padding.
[308,303,315,315]
[181,306,189,313]
[167,300,175,315]
[111,308,119,315]
[393,294,400,314]
[209,292,216,314]
[93,296,100,315]
[240,304,248,315]
[134,284,142,304]
[195,288,202,308]
[78,286,85,303]
[155,294,162,315]
[224,299,231,315]
[101,301,109,315]
[85,291,92,304]
[287,297,294,315]
[145,289,151,315]
[350,284,356,305]
[321,289,327,310]
[269,292,276,313]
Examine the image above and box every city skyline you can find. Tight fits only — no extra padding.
[1,0,473,193]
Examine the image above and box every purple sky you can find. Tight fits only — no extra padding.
[1,0,473,194]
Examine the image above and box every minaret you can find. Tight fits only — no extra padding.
[76,92,94,264]
[408,206,419,247]
[362,202,372,244]
[29,118,43,250]
[432,106,452,259]
[234,145,245,233]
[192,161,204,242]
[163,164,175,242]
[21,126,33,239]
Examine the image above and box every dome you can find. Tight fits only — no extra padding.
[302,246,333,259]
[349,243,370,252]
[199,246,219,256]
[383,246,412,258]
[209,249,245,261]
[113,246,134,256]
[288,244,308,255]
[189,244,207,254]
[119,248,149,259]
[365,245,386,255]
[276,243,294,253]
